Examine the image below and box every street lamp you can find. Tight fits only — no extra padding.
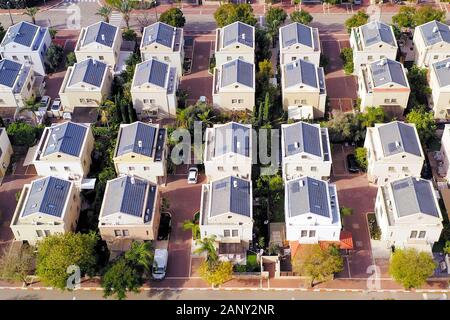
[7,2,14,26]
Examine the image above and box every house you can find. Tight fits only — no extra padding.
[429,58,450,119]
[130,59,178,119]
[374,177,443,252]
[199,176,253,264]
[10,176,80,245]
[59,58,113,113]
[413,20,450,68]
[349,21,398,75]
[75,21,121,69]
[279,22,321,66]
[212,58,255,111]
[140,22,184,76]
[357,58,410,116]
[281,121,332,181]
[281,58,327,119]
[0,21,51,76]
[439,124,450,181]
[0,59,35,111]
[215,21,255,66]
[285,176,341,244]
[0,127,13,178]
[204,122,252,181]
[364,121,424,185]
[33,121,94,182]
[113,121,167,185]
[98,175,161,253]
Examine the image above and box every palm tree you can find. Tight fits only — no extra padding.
[15,97,40,124]
[176,108,190,128]
[118,0,133,29]
[24,7,38,25]
[96,6,112,23]
[125,241,153,275]
[99,100,115,128]
[183,218,200,240]
[194,236,218,267]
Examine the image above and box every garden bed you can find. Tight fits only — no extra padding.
[367,213,381,240]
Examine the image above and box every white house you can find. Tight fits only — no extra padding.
[0,21,51,76]
[439,124,450,181]
[364,121,424,186]
[0,59,35,111]
[131,59,178,119]
[429,58,450,120]
[349,20,398,75]
[281,121,332,181]
[0,127,13,178]
[204,122,252,181]
[413,20,450,68]
[199,175,253,264]
[279,22,321,66]
[215,21,255,66]
[375,177,443,252]
[281,58,327,119]
[285,176,341,244]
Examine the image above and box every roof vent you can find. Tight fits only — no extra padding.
[379,59,387,66]
[299,180,305,187]
[293,62,297,67]
[233,180,238,188]
[131,176,135,184]
[236,141,241,149]
[294,142,300,149]
[395,140,401,148]
[138,140,142,148]
[433,26,438,33]
[241,33,246,40]
[148,35,152,42]
[101,34,105,41]
[446,62,450,69]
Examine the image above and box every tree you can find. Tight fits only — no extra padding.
[49,28,57,39]
[265,7,287,47]
[24,7,38,24]
[292,244,344,287]
[98,100,116,128]
[159,8,186,27]
[255,28,271,63]
[194,236,218,268]
[407,65,431,109]
[16,97,40,124]
[199,260,233,286]
[0,23,5,43]
[340,47,354,74]
[213,4,257,28]
[0,244,34,284]
[122,28,137,41]
[117,0,134,29]
[6,122,38,147]
[36,232,98,290]
[406,106,436,145]
[344,11,368,33]
[290,9,313,25]
[358,106,386,128]
[340,207,353,217]
[262,92,271,123]
[65,52,77,68]
[392,7,416,29]
[45,44,64,73]
[183,219,200,240]
[124,241,153,276]
[389,248,436,289]
[96,6,112,23]
[354,147,368,171]
[413,5,445,27]
[101,256,142,300]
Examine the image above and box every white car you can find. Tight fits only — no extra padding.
[187,167,198,184]
[152,249,168,280]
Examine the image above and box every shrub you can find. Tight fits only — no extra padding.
[367,213,381,240]
[7,122,37,147]
[340,207,353,217]
[65,52,77,68]
[355,147,368,171]
[340,48,354,74]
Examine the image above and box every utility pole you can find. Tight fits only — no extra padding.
[7,2,14,26]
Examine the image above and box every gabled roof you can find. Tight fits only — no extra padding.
[284,58,320,88]
[220,59,253,88]
[377,121,422,157]
[286,176,331,218]
[360,21,396,47]
[142,22,175,48]
[21,177,71,218]
[82,21,117,48]
[432,58,450,88]
[42,122,88,158]
[418,20,450,47]
[1,21,39,48]
[116,122,157,158]
[283,122,322,157]
[102,176,156,222]
[133,59,168,88]
[391,177,440,218]
[213,122,250,158]
[369,58,408,87]
[222,21,254,48]
[0,59,21,88]
[210,176,251,217]
[68,58,107,88]
[280,22,314,48]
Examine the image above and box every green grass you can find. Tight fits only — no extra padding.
[246,253,260,272]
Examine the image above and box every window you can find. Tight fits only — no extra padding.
[232,166,239,171]
[311,166,317,172]
[291,57,296,61]
[309,230,316,238]
[44,230,50,237]
[433,55,439,60]
[402,166,409,172]
[123,230,130,236]
[238,99,244,103]
[410,230,417,238]
[301,230,307,237]
[114,230,122,237]
[388,166,395,172]
[418,231,426,239]
[296,166,302,172]
[294,99,301,104]
[368,55,373,61]
[224,230,231,237]
[27,82,31,91]
[12,55,18,61]
[238,56,243,59]
[232,230,238,237]
[143,99,149,104]
[143,166,150,171]
[149,99,155,104]
[217,166,224,171]
[227,56,232,61]
[50,166,57,172]
[0,99,4,104]
[99,56,104,60]
[128,166,135,171]
[36,230,44,237]
[300,99,307,104]
[164,56,170,62]
[232,99,237,104]
[303,56,309,61]
[64,166,70,172]
[391,99,397,103]
[380,55,386,59]
[384,99,390,103]
[80,98,86,103]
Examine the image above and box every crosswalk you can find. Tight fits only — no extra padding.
[109,12,123,28]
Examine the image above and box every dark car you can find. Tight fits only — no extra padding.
[346,154,360,173]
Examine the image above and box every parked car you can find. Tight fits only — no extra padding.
[346,154,360,173]
[187,167,198,184]
[152,249,168,280]
[50,98,63,118]
[40,96,51,109]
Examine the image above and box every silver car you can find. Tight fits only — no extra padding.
[187,167,198,184]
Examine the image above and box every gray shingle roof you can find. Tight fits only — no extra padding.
[220,59,253,88]
[42,122,88,158]
[281,22,313,48]
[284,58,318,88]
[432,58,450,88]
[391,177,440,218]
[103,176,156,221]
[116,122,157,158]
[286,176,331,218]
[2,21,39,48]
[222,21,254,48]
[133,59,168,88]
[142,22,175,48]
[21,177,71,218]
[370,58,408,87]
[419,20,450,46]
[0,59,21,88]
[214,122,250,157]
[377,121,422,157]
[283,122,322,157]
[68,58,107,88]
[360,21,396,47]
[210,176,251,217]
[83,22,117,48]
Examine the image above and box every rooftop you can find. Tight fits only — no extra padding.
[222,21,254,48]
[418,20,450,47]
[432,58,450,88]
[220,58,253,88]
[68,58,107,88]
[1,21,45,50]
[82,21,117,48]
[284,58,323,89]
[280,22,316,49]
[209,176,251,218]
[142,22,175,48]
[213,122,251,158]
[0,59,22,88]
[116,122,159,158]
[283,122,322,157]
[360,21,396,47]
[42,122,88,158]
[376,121,422,157]
[133,59,169,88]
[369,58,408,88]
